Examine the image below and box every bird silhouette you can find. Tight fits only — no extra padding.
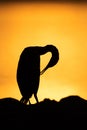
[16,45,59,104]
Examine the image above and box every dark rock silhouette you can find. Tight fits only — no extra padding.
[0,95,87,129]
[16,45,59,104]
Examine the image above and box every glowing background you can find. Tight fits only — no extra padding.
[0,3,87,103]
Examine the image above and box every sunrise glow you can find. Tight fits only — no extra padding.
[0,3,87,103]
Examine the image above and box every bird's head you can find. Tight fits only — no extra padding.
[40,44,59,75]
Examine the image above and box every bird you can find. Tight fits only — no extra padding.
[16,44,59,104]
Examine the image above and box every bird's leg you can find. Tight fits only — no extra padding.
[20,97,29,105]
[29,99,31,105]
[23,99,29,105]
[34,93,39,103]
[20,97,25,103]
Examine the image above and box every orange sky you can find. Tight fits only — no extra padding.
[0,3,87,103]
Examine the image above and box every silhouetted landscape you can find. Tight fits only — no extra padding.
[0,45,87,129]
[0,95,87,129]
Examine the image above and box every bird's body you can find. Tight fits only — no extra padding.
[17,47,40,104]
